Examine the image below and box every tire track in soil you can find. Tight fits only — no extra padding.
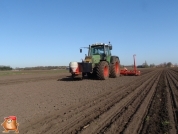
[139,69,176,134]
[165,70,177,134]
[165,69,178,133]
[84,69,161,134]
[46,70,161,134]
[108,70,161,134]
[169,68,178,107]
[167,69,178,110]
[20,69,160,134]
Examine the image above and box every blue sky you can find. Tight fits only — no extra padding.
[0,0,177,68]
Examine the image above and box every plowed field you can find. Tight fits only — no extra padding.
[0,68,178,134]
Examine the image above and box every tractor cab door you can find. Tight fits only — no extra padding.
[90,46,102,65]
[105,46,111,63]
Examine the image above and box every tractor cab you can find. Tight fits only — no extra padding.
[90,44,112,56]
[80,43,112,65]
[89,43,112,65]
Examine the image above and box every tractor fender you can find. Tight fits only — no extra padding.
[110,56,120,64]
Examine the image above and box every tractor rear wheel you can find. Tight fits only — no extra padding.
[110,58,120,78]
[96,61,109,80]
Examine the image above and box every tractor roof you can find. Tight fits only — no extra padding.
[91,43,110,47]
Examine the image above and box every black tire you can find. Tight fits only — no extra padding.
[72,74,83,80]
[82,73,86,76]
[71,74,75,80]
[87,72,93,79]
[110,58,120,78]
[96,61,109,80]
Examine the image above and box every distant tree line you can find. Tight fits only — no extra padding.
[0,66,12,70]
[157,62,174,68]
[137,61,176,68]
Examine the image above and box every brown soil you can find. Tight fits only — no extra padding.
[0,68,177,134]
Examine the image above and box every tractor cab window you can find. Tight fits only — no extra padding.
[91,46,104,55]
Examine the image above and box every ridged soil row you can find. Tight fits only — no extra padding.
[56,70,161,134]
[20,70,160,134]
[165,69,178,133]
[94,70,162,134]
[31,71,159,133]
[139,69,172,134]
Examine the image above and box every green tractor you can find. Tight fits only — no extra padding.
[69,42,120,80]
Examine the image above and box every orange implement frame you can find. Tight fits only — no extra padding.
[120,55,141,76]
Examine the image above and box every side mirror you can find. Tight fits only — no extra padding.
[80,49,82,53]
[109,46,112,50]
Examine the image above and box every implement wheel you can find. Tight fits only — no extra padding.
[96,61,109,80]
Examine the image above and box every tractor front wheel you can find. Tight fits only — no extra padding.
[96,61,109,80]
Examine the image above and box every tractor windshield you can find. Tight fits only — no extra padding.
[90,46,104,55]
